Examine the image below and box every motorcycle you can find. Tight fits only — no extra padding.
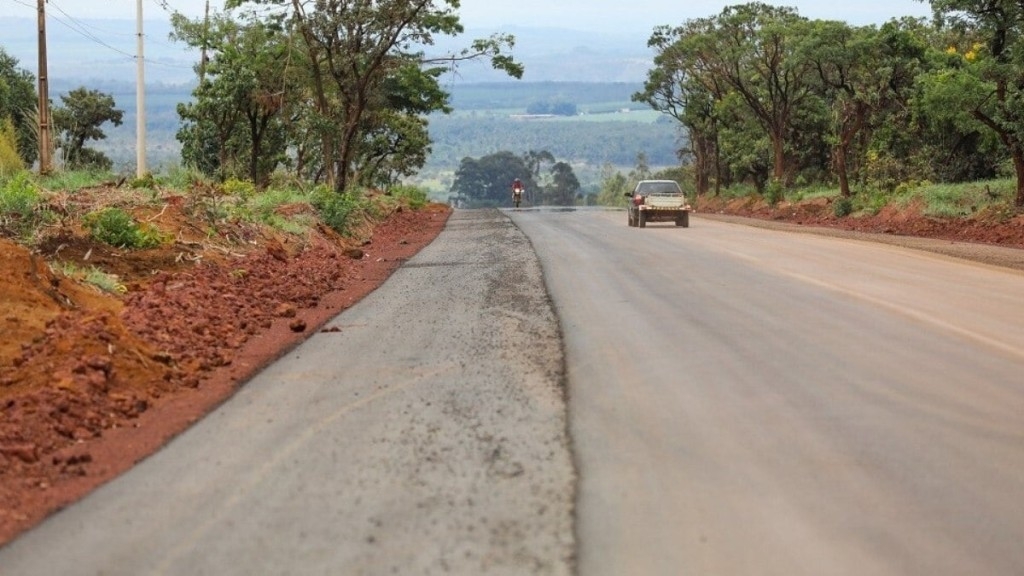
[512,186,524,208]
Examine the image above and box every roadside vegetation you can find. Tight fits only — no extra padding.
[0,167,430,260]
[630,1,1024,214]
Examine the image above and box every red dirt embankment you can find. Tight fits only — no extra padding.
[1,196,450,546]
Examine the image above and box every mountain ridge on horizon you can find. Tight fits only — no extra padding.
[0,16,654,85]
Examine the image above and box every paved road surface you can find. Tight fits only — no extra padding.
[0,209,574,575]
[509,208,1024,576]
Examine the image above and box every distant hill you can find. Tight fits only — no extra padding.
[0,18,654,86]
[0,17,199,86]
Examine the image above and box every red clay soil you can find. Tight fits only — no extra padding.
[699,195,1024,250]
[0,198,450,546]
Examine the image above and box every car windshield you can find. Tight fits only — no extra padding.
[637,182,681,194]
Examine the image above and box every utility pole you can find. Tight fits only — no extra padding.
[136,0,147,177]
[36,0,52,175]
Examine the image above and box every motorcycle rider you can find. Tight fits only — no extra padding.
[511,178,525,207]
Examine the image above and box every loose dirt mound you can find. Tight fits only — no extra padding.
[0,192,450,546]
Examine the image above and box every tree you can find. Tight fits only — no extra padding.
[637,20,724,195]
[638,3,815,187]
[797,20,928,196]
[0,49,38,167]
[172,12,295,187]
[51,87,123,171]
[546,161,580,205]
[926,0,1024,206]
[705,3,814,182]
[227,0,523,192]
[595,162,629,206]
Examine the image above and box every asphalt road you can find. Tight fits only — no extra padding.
[3,207,1024,576]
[0,209,574,575]
[508,208,1024,576]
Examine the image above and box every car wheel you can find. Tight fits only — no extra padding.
[627,211,634,227]
[676,212,689,228]
[638,211,647,228]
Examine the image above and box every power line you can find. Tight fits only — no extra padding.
[46,2,138,59]
[30,1,197,71]
[5,0,36,12]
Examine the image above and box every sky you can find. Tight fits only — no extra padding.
[1,0,934,33]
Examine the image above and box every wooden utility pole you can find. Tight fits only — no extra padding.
[36,0,52,175]
[136,0,147,177]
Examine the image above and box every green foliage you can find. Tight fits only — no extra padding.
[51,87,124,170]
[764,179,785,207]
[130,172,158,189]
[546,161,581,205]
[0,48,39,166]
[0,171,42,236]
[833,196,853,218]
[387,184,428,209]
[450,151,534,206]
[222,178,257,199]
[595,163,630,206]
[0,116,24,175]
[40,169,113,191]
[53,262,127,294]
[84,207,164,249]
[311,187,367,236]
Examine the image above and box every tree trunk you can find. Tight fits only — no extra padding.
[1013,147,1024,207]
[771,133,786,181]
[836,145,850,198]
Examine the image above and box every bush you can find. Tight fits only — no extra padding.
[0,172,45,237]
[0,117,24,176]
[388,184,428,209]
[833,196,853,218]
[765,179,785,207]
[311,187,365,236]
[84,207,164,249]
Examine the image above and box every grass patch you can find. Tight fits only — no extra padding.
[0,172,52,239]
[52,261,127,294]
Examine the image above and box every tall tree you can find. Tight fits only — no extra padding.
[707,3,814,182]
[927,0,1024,206]
[637,20,724,195]
[546,161,580,206]
[227,0,522,192]
[51,87,123,171]
[798,20,927,196]
[172,12,295,187]
[0,49,38,167]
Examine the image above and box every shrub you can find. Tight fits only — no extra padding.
[222,178,256,199]
[765,179,785,207]
[388,184,429,209]
[833,196,853,218]
[0,117,24,176]
[311,187,365,236]
[0,172,45,237]
[84,207,164,249]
